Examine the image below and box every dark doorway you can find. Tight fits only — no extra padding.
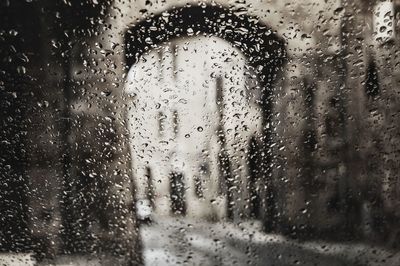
[248,136,261,218]
[145,167,154,207]
[169,172,186,216]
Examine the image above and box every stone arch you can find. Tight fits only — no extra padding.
[123,4,287,221]
[124,5,286,95]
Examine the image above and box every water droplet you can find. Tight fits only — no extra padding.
[145,37,153,44]
[187,28,194,36]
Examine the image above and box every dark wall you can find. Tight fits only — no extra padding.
[0,1,141,263]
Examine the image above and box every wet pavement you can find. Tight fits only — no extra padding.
[0,253,35,266]
[140,217,400,266]
[2,220,400,266]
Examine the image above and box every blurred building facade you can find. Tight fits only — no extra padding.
[1,0,400,263]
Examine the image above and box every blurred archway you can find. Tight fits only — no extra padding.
[124,4,286,224]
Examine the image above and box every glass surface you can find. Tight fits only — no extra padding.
[1,0,400,265]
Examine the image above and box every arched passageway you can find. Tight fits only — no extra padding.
[123,6,286,264]
[124,5,286,222]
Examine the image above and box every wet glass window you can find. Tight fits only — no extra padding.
[1,1,400,265]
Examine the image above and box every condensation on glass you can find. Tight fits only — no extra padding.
[1,0,400,265]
